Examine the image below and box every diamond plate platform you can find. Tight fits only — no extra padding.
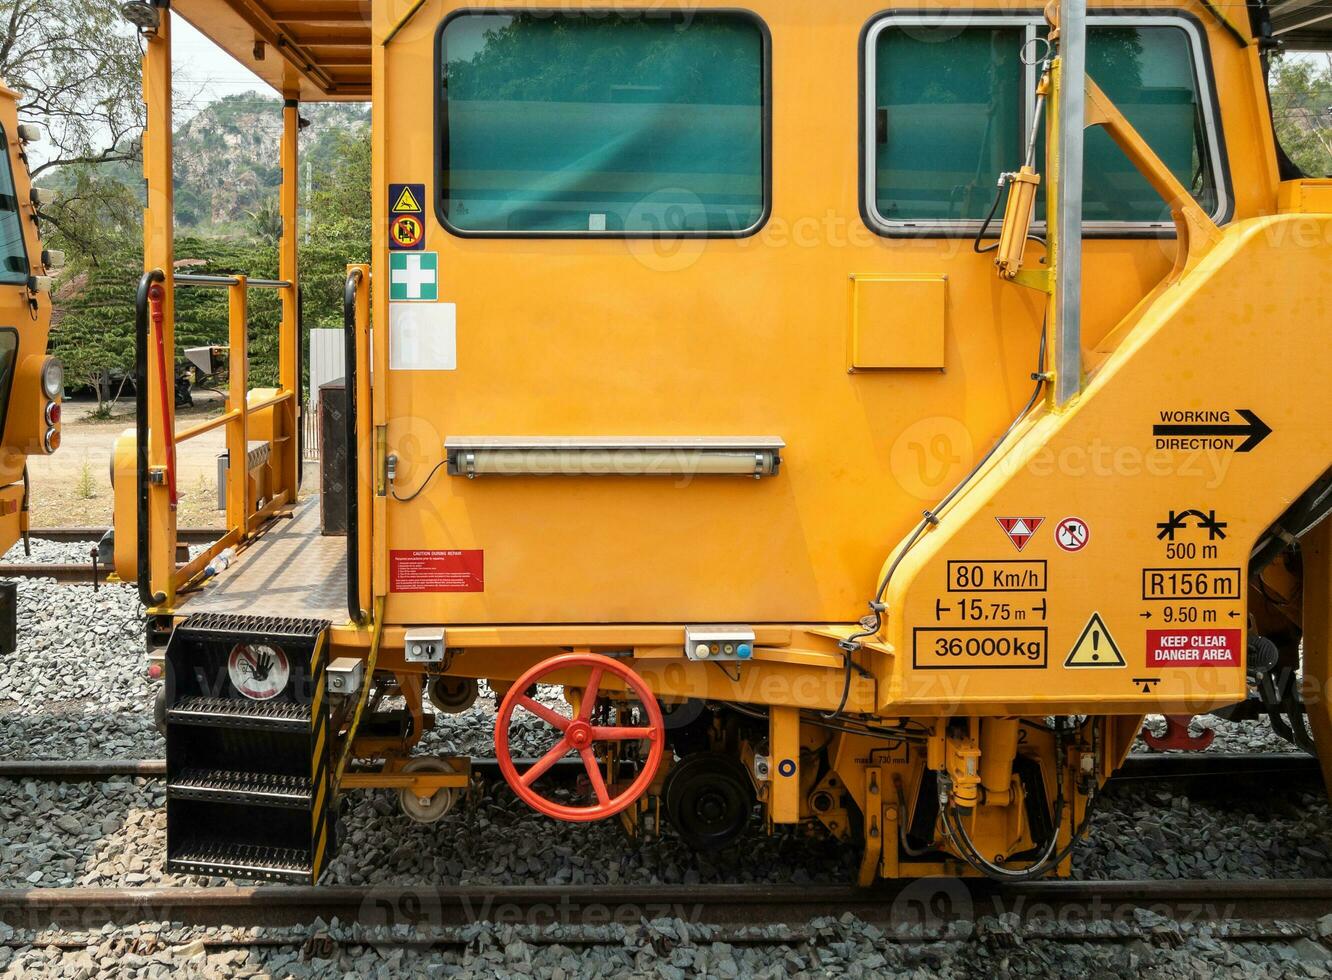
[184,495,348,623]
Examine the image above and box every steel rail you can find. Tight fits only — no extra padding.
[26,528,224,543]
[2,880,1332,932]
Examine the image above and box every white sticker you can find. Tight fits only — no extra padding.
[390,302,456,371]
[589,213,607,232]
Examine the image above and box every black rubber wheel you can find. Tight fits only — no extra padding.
[428,676,479,714]
[663,752,755,851]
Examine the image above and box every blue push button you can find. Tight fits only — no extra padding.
[736,643,753,660]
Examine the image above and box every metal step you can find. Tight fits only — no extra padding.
[167,768,313,809]
[168,840,314,884]
[167,696,311,732]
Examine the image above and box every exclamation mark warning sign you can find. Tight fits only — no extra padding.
[1064,612,1126,668]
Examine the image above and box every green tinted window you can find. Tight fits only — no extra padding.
[440,12,766,235]
[0,132,26,284]
[870,20,1220,228]
[871,25,1024,222]
[1082,26,1217,223]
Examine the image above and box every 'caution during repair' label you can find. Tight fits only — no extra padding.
[1145,629,1241,668]
[390,550,484,593]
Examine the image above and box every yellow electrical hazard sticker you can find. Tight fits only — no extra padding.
[1064,612,1126,668]
[392,185,423,213]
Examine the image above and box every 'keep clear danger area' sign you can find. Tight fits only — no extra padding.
[1146,629,1240,668]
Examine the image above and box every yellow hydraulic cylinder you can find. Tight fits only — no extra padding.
[995,167,1042,281]
[978,718,1020,806]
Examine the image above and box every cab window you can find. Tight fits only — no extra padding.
[864,15,1226,233]
[439,11,768,237]
[0,130,27,283]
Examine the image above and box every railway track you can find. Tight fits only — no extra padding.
[2,879,1331,934]
[0,752,1319,787]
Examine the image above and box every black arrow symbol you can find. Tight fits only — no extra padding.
[1140,611,1152,620]
[1229,610,1241,619]
[1153,409,1272,453]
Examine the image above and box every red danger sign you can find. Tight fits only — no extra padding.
[390,549,484,593]
[1145,629,1241,668]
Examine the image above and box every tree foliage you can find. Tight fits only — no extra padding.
[1270,54,1332,178]
[0,0,144,177]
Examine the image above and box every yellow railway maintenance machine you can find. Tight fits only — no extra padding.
[0,83,64,648]
[115,0,1332,884]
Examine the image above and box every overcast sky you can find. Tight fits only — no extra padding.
[174,18,273,118]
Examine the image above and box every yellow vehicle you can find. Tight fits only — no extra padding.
[114,0,1332,884]
[0,81,63,641]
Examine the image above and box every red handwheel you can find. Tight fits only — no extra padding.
[495,653,665,822]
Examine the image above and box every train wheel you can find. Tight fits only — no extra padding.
[428,676,479,714]
[494,653,665,822]
[663,752,755,851]
[397,757,459,823]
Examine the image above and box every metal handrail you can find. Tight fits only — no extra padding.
[343,268,365,625]
[135,268,166,607]
[173,274,293,289]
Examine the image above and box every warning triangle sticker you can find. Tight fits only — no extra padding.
[392,186,423,213]
[1064,612,1126,668]
[996,516,1044,552]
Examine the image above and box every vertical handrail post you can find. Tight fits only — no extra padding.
[1054,0,1087,407]
[226,278,250,540]
[141,1,176,607]
[343,266,370,624]
[278,99,301,499]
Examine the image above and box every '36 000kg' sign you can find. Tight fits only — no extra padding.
[912,627,1049,669]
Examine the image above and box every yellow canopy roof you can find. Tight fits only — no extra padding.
[175,0,372,101]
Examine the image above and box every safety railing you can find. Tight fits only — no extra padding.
[135,269,298,606]
[343,266,371,624]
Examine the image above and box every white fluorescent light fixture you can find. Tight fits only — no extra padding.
[445,437,784,479]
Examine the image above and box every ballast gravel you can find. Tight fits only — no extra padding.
[0,542,1325,977]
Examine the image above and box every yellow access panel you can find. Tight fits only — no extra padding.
[373,0,1276,628]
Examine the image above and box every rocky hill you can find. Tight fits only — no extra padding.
[172,95,368,232]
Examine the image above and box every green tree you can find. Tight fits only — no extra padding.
[1269,54,1332,177]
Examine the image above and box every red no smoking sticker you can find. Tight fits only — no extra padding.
[390,549,484,593]
[1145,629,1241,668]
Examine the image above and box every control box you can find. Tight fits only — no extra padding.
[684,625,756,662]
[405,627,446,663]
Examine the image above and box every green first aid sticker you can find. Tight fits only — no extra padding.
[389,251,438,302]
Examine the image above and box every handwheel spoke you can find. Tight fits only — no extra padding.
[516,696,570,732]
[578,747,611,806]
[519,737,571,787]
[578,667,604,720]
[591,726,654,741]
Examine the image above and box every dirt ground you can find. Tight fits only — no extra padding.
[26,394,230,528]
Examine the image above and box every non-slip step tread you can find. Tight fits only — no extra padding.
[176,613,331,645]
[167,696,310,731]
[168,768,314,808]
[169,840,313,883]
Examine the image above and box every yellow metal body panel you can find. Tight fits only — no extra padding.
[850,275,947,370]
[371,0,1283,632]
[0,85,57,555]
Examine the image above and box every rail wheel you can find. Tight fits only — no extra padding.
[494,653,665,822]
[663,752,755,851]
[397,757,460,823]
[428,676,479,714]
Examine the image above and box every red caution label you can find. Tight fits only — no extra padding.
[1145,629,1241,668]
[390,549,484,593]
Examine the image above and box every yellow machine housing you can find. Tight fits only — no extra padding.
[114,0,1332,884]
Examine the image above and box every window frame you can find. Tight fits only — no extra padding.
[0,126,29,285]
[859,9,1232,239]
[432,6,774,241]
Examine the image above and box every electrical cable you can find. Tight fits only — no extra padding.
[829,318,1049,715]
[390,458,447,502]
